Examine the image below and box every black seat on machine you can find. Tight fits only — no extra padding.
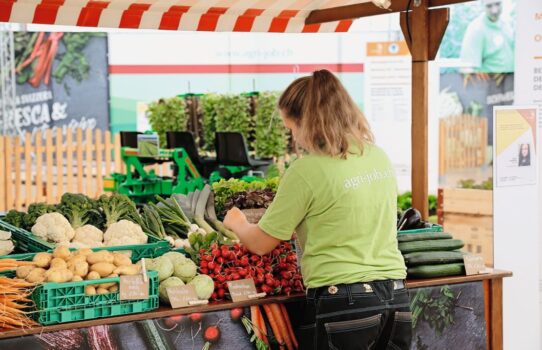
[215,132,272,169]
[166,131,216,178]
[120,131,142,148]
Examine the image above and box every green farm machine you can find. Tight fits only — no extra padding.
[104,131,271,203]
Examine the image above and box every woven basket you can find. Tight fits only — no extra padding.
[241,208,266,224]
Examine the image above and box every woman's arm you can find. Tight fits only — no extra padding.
[224,208,281,255]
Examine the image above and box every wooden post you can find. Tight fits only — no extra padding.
[56,128,63,202]
[76,128,83,193]
[85,128,93,198]
[24,132,32,208]
[5,137,13,210]
[66,129,74,194]
[104,130,112,176]
[45,130,54,204]
[400,1,449,219]
[95,129,103,197]
[35,131,43,202]
[489,278,504,350]
[14,137,22,210]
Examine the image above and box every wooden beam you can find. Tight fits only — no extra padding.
[490,278,504,350]
[400,7,449,60]
[305,0,472,25]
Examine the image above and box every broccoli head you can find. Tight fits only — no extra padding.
[23,203,57,230]
[3,209,25,228]
[58,193,103,230]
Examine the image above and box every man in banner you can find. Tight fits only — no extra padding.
[460,0,515,73]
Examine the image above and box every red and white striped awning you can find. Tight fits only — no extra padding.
[0,0,373,33]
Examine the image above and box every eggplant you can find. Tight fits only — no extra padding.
[397,208,422,231]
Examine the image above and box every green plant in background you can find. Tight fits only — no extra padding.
[147,96,189,146]
[200,94,220,151]
[253,92,288,158]
[397,192,437,214]
[214,94,252,137]
[411,286,459,335]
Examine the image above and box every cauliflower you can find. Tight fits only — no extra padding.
[0,230,14,256]
[103,220,148,247]
[31,212,75,244]
[70,225,104,248]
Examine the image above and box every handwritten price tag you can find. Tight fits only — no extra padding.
[119,275,149,300]
[227,279,265,302]
[463,255,486,276]
[167,285,199,308]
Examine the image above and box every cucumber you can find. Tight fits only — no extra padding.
[403,250,465,266]
[407,263,465,278]
[398,239,464,254]
[397,232,452,243]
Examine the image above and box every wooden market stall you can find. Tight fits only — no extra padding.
[0,1,512,349]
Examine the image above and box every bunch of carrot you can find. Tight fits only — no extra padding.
[0,259,35,273]
[251,303,298,350]
[0,276,38,331]
[16,32,64,88]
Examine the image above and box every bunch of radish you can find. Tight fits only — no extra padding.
[197,241,304,300]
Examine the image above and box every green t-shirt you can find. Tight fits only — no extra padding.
[460,14,515,73]
[258,144,407,289]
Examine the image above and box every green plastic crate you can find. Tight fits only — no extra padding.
[0,218,170,261]
[32,270,159,325]
[398,224,443,235]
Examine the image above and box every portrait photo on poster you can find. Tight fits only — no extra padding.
[494,106,538,188]
[518,143,531,167]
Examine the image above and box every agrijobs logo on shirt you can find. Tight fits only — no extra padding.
[344,168,394,189]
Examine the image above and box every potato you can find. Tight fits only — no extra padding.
[77,248,93,256]
[86,271,101,280]
[107,273,119,278]
[90,262,116,277]
[25,268,46,283]
[113,264,141,276]
[53,245,71,260]
[109,284,119,293]
[16,265,35,279]
[87,251,114,265]
[71,275,83,282]
[50,258,67,269]
[113,252,132,267]
[85,285,96,295]
[46,268,73,283]
[68,254,88,265]
[96,287,110,294]
[99,281,116,289]
[33,252,52,268]
[69,261,89,278]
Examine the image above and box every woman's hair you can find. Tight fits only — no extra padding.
[278,69,374,158]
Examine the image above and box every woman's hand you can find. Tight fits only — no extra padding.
[223,207,280,256]
[224,207,248,232]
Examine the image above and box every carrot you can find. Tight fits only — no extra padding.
[256,307,269,347]
[270,304,293,350]
[280,304,298,349]
[262,304,285,350]
[251,306,261,339]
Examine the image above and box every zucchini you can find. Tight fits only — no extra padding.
[407,263,465,278]
[403,250,465,266]
[397,232,452,243]
[138,319,174,350]
[399,239,464,254]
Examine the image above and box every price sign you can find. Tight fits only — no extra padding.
[119,275,149,300]
[463,255,486,276]
[167,285,199,308]
[227,279,265,302]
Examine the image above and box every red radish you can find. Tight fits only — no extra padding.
[203,325,221,343]
[189,313,203,323]
[230,307,243,321]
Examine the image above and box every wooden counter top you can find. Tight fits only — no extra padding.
[0,270,512,340]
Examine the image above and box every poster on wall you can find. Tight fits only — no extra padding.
[364,41,412,191]
[494,106,538,187]
[0,32,110,140]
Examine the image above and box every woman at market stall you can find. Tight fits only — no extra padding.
[224,69,411,350]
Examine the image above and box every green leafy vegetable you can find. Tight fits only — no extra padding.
[3,209,26,228]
